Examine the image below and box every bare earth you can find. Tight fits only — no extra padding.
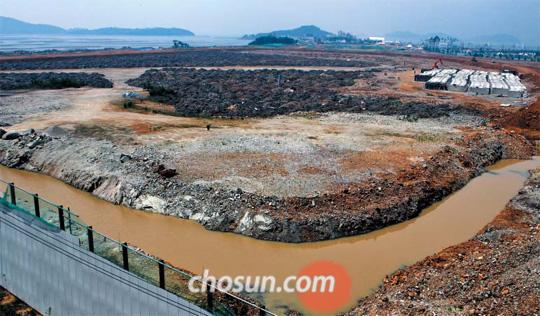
[0,50,537,243]
[0,48,539,314]
[1,67,471,197]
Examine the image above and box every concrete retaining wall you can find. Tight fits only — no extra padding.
[0,204,211,316]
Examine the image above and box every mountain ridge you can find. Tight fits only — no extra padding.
[0,16,194,36]
[243,25,334,40]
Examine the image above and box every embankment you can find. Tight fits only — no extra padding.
[346,167,540,315]
[0,125,533,243]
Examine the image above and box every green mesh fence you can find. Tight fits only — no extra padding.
[127,247,160,287]
[0,179,273,316]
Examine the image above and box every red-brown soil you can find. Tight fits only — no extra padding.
[0,287,39,316]
[345,168,540,315]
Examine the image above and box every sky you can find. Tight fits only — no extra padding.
[1,0,539,44]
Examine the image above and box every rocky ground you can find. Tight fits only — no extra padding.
[0,90,73,126]
[0,72,112,90]
[345,167,540,316]
[0,49,536,244]
[0,287,39,316]
[0,119,532,242]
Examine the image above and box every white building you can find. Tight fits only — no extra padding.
[368,36,385,44]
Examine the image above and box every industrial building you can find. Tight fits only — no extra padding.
[415,68,527,97]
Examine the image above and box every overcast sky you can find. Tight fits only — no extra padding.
[1,0,539,44]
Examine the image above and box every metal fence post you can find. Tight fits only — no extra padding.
[67,207,73,234]
[87,226,94,253]
[58,205,65,230]
[122,242,129,271]
[33,194,40,217]
[259,305,267,316]
[159,260,165,289]
[207,282,214,312]
[9,183,16,205]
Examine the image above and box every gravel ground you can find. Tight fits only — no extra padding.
[0,90,73,126]
[0,123,532,242]
[0,65,534,242]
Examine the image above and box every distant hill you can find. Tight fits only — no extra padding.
[466,34,521,46]
[243,25,334,40]
[0,16,64,34]
[0,16,194,36]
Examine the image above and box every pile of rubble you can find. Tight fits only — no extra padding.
[0,50,377,70]
[0,72,113,90]
[127,68,367,118]
[415,68,527,97]
[128,68,476,118]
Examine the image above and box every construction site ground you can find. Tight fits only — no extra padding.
[0,47,539,314]
[0,48,538,242]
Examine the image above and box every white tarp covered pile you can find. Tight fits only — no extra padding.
[488,72,510,95]
[468,71,491,95]
[448,69,474,92]
[426,69,457,90]
[414,69,442,82]
[415,68,526,98]
[503,73,527,97]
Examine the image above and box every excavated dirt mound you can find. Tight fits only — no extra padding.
[502,98,540,138]
[127,68,368,117]
[0,72,113,90]
[127,68,477,119]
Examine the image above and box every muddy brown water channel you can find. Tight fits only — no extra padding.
[1,157,539,315]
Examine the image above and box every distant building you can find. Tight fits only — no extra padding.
[368,36,385,44]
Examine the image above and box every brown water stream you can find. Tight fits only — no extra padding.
[1,157,539,315]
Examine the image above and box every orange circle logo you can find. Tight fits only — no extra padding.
[296,261,352,313]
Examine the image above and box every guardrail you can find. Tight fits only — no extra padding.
[0,179,276,316]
